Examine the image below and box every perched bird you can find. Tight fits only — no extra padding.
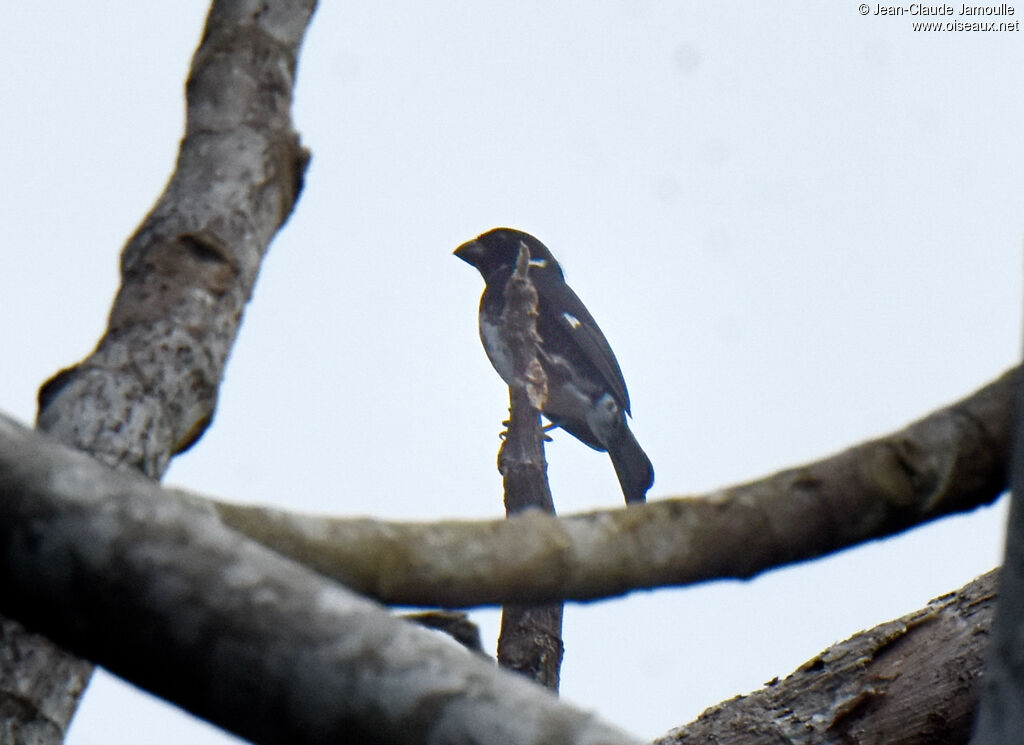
[455,227,654,504]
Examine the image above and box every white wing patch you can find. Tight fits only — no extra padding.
[562,312,581,329]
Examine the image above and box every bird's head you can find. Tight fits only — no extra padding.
[454,228,562,282]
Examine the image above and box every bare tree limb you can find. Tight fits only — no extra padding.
[38,0,312,476]
[209,367,1016,606]
[0,368,1009,623]
[657,569,994,745]
[0,414,640,745]
[495,243,564,690]
[4,0,315,742]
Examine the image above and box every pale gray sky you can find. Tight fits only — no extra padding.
[1,3,1020,743]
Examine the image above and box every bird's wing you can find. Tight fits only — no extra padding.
[532,271,632,414]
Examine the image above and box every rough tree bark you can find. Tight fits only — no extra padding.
[1,0,315,742]
[494,244,564,691]
[658,569,994,745]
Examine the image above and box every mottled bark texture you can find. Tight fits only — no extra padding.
[209,367,1016,607]
[0,415,641,745]
[0,619,87,745]
[659,569,995,745]
[38,0,312,475]
[969,361,1024,744]
[494,246,564,691]
[5,1,315,743]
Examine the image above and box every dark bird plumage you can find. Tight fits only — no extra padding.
[455,227,654,504]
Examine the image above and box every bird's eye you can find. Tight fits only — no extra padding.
[562,312,581,329]
[528,258,547,268]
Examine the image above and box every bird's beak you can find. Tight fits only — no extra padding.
[453,239,483,266]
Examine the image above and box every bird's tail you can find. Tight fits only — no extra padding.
[607,424,654,504]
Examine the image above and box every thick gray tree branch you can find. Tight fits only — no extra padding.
[657,569,995,745]
[208,367,1015,607]
[4,1,316,742]
[0,414,640,745]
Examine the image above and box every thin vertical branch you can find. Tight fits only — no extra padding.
[494,245,564,690]
[969,355,1024,743]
